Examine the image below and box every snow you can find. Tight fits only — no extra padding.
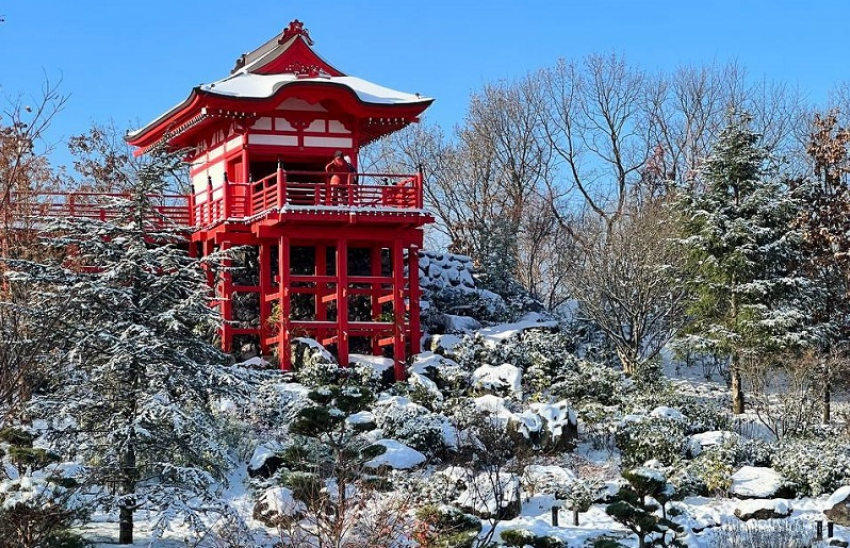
[827,485,850,508]
[198,72,430,105]
[730,466,785,498]
[364,439,425,470]
[649,406,686,421]
[346,411,376,425]
[477,313,559,348]
[248,444,282,471]
[734,498,792,519]
[472,363,522,394]
[349,353,394,373]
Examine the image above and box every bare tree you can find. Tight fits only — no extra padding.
[566,200,688,375]
[0,78,66,259]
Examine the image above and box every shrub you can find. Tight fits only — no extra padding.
[414,504,481,548]
[772,437,850,496]
[550,360,626,406]
[0,427,35,447]
[707,519,822,548]
[617,417,688,468]
[373,397,445,456]
[501,529,565,548]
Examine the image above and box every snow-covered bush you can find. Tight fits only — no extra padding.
[373,396,445,456]
[617,417,688,468]
[623,391,730,435]
[679,446,735,496]
[0,436,88,548]
[549,359,626,406]
[772,437,850,495]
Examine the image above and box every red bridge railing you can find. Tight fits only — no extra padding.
[6,192,191,227]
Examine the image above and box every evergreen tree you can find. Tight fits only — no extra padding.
[2,156,249,544]
[605,468,683,548]
[676,113,817,414]
[270,365,395,547]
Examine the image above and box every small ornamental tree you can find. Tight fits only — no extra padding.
[2,156,249,545]
[272,366,413,548]
[606,468,683,548]
[676,112,816,414]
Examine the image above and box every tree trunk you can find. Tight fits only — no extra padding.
[823,381,831,424]
[731,357,744,415]
[118,443,135,544]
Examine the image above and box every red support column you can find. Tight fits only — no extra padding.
[220,241,233,352]
[337,237,349,367]
[315,244,327,344]
[259,242,272,357]
[392,238,406,380]
[278,236,292,370]
[408,245,422,356]
[370,245,382,355]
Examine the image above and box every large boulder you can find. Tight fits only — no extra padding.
[730,466,792,499]
[825,485,850,526]
[687,431,739,457]
[734,498,792,521]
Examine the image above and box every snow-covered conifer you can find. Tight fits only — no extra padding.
[2,156,249,544]
[676,112,817,414]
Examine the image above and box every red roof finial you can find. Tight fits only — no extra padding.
[280,19,313,45]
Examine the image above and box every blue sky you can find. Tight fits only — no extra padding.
[2,1,849,165]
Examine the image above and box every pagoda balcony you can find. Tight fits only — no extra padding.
[190,169,426,228]
[6,169,426,230]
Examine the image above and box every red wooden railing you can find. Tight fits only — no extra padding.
[190,169,424,227]
[8,170,424,229]
[6,192,191,227]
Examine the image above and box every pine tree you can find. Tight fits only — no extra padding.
[676,113,816,414]
[2,156,249,544]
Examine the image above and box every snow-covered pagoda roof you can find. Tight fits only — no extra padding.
[127,20,433,152]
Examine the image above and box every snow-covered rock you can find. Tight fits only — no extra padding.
[649,406,686,422]
[472,363,522,395]
[247,443,284,479]
[291,337,335,368]
[733,498,792,521]
[825,485,850,526]
[253,486,306,526]
[435,314,481,333]
[365,439,426,470]
[477,314,558,348]
[730,466,785,499]
[688,430,739,457]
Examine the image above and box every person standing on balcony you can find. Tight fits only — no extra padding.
[325,150,356,204]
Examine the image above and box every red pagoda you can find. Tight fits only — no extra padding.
[126,20,434,377]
